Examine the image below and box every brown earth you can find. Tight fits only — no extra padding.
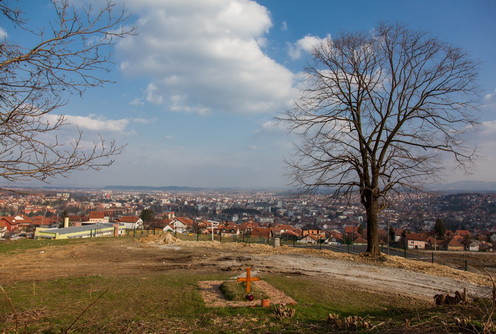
[0,235,493,303]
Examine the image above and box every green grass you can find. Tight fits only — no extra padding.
[219,280,269,301]
[3,271,491,333]
[0,236,134,254]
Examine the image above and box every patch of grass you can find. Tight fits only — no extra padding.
[219,280,269,301]
[0,236,132,254]
[264,275,415,321]
[1,271,459,333]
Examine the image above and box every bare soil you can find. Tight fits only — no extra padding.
[0,236,493,303]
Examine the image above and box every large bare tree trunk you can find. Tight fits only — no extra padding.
[363,189,380,255]
[365,203,380,254]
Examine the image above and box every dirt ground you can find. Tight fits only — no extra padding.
[0,236,493,303]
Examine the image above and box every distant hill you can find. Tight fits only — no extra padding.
[103,185,289,192]
[103,185,220,192]
[425,181,496,193]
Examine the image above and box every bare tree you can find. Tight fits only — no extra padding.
[279,24,479,255]
[0,0,135,184]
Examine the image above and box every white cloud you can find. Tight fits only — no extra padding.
[0,27,7,39]
[483,88,496,111]
[288,34,329,60]
[254,119,287,134]
[132,117,156,124]
[129,98,144,106]
[479,120,496,136]
[118,0,295,114]
[281,21,288,31]
[44,114,131,133]
[63,115,130,132]
[443,119,496,182]
[484,89,496,101]
[144,83,164,105]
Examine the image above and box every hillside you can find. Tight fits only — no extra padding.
[0,236,494,333]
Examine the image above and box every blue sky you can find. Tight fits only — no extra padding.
[3,0,496,189]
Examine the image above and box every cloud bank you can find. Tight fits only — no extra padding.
[118,0,295,114]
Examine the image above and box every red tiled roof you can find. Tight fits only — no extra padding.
[89,211,105,219]
[447,238,464,247]
[405,233,427,241]
[354,236,367,244]
[251,227,271,237]
[31,216,56,226]
[175,217,193,226]
[344,226,359,233]
[118,216,140,223]
[456,230,471,236]
[281,230,299,237]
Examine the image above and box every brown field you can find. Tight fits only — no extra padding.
[2,235,496,333]
[1,235,493,301]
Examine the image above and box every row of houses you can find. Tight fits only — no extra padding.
[2,211,494,252]
[0,215,58,236]
[404,231,493,252]
[0,212,144,239]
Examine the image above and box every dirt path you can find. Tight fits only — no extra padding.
[0,238,492,303]
[250,253,491,301]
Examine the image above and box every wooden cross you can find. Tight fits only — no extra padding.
[237,267,260,293]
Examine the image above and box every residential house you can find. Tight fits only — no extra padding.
[344,225,359,234]
[324,230,343,245]
[297,234,319,244]
[405,233,427,250]
[251,227,272,238]
[239,221,259,234]
[30,216,58,229]
[281,230,299,241]
[88,211,109,224]
[353,236,368,245]
[441,236,465,251]
[218,222,239,236]
[301,224,325,240]
[115,216,143,230]
[467,240,480,252]
[68,215,87,226]
[0,215,32,232]
[162,217,193,233]
[425,236,444,250]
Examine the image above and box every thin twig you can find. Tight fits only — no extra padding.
[0,285,19,334]
[63,287,109,334]
[482,268,496,333]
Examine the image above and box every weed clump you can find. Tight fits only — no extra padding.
[327,313,373,331]
[274,304,296,319]
[219,281,268,301]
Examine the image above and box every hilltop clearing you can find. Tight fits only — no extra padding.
[0,236,491,302]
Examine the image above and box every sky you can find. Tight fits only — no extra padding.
[3,0,496,189]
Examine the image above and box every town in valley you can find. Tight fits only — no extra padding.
[1,187,495,253]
